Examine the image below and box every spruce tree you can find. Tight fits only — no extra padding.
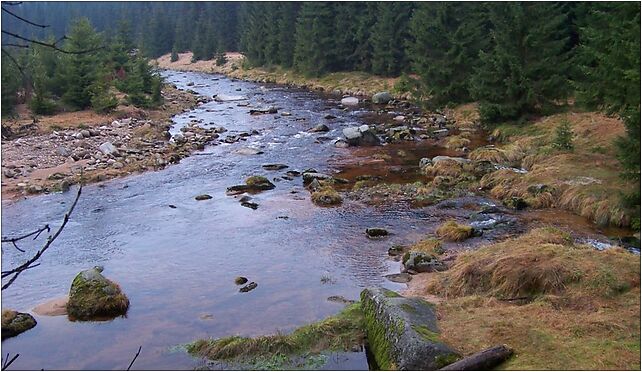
[409,2,491,108]
[370,2,414,77]
[469,3,572,124]
[293,2,336,77]
[59,18,103,109]
[276,2,299,67]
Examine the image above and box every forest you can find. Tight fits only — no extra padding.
[3,1,639,222]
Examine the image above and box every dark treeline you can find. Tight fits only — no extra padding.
[2,2,639,207]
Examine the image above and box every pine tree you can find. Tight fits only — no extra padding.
[276,2,299,67]
[349,3,378,71]
[370,2,414,77]
[293,2,336,77]
[239,3,268,66]
[1,53,22,116]
[469,3,572,124]
[409,3,491,108]
[28,47,58,115]
[59,18,104,109]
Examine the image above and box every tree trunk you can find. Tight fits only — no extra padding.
[440,344,513,370]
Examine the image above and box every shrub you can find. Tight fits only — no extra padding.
[552,119,574,151]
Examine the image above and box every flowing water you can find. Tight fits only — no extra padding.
[1,71,635,370]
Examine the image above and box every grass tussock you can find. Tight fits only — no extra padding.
[444,136,471,149]
[187,303,364,362]
[423,159,464,178]
[411,237,444,256]
[311,186,343,206]
[425,227,641,370]
[475,112,634,227]
[426,227,639,299]
[435,220,474,242]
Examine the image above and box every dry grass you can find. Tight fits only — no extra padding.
[420,227,641,370]
[423,160,464,178]
[476,112,633,227]
[411,237,444,256]
[435,220,474,242]
[445,103,481,130]
[444,136,471,149]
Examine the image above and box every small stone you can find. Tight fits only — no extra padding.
[234,277,248,285]
[262,164,289,171]
[309,124,330,133]
[195,194,212,201]
[366,228,389,238]
[1,310,37,340]
[239,282,258,293]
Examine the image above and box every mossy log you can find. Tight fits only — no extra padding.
[440,344,513,370]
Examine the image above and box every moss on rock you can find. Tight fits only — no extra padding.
[245,176,276,190]
[66,267,129,321]
[2,309,37,340]
[311,186,343,206]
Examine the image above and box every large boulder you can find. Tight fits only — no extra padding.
[360,288,460,370]
[2,310,36,340]
[372,91,393,104]
[343,125,381,146]
[66,266,129,321]
[402,252,447,273]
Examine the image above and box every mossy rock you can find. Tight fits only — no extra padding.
[245,176,276,190]
[66,266,129,321]
[2,309,36,340]
[311,186,343,206]
[360,288,460,370]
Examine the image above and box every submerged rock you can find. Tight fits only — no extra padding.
[66,266,129,321]
[384,273,413,283]
[195,194,212,201]
[309,124,330,133]
[302,172,333,184]
[262,163,289,171]
[360,288,460,370]
[2,310,37,340]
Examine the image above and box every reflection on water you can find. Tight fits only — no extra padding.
[1,71,634,370]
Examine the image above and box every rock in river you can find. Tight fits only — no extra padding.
[239,282,258,293]
[2,310,37,340]
[402,252,447,273]
[366,227,389,238]
[262,163,288,171]
[66,266,129,321]
[360,288,460,370]
[343,125,381,146]
[372,91,393,104]
[195,194,212,201]
[245,176,276,190]
[341,96,359,106]
[309,124,330,133]
[234,277,248,285]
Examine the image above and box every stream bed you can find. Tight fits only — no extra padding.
[1,71,634,370]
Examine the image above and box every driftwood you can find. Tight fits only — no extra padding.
[440,344,513,371]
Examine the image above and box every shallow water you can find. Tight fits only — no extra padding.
[1,71,634,370]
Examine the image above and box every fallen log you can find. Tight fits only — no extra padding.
[440,344,513,370]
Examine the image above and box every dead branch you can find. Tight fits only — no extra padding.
[1,185,82,290]
[440,344,513,370]
[126,346,142,370]
[1,353,19,370]
[1,30,105,54]
[1,7,49,28]
[2,224,51,252]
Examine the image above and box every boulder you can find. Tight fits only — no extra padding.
[1,310,37,340]
[384,273,413,283]
[66,266,129,321]
[360,288,460,370]
[402,252,447,273]
[366,228,389,238]
[98,142,118,156]
[309,124,330,133]
[244,176,276,190]
[372,92,393,104]
[302,172,333,184]
[341,97,359,106]
[343,125,381,146]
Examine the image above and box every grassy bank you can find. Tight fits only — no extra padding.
[155,52,407,99]
[472,111,636,228]
[187,303,365,369]
[412,227,640,370]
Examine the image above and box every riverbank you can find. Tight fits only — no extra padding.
[155,52,409,99]
[1,85,215,200]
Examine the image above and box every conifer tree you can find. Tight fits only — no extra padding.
[276,2,299,67]
[370,2,414,77]
[409,2,490,108]
[293,2,336,77]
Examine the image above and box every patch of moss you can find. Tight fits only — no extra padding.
[311,186,342,206]
[434,352,461,368]
[411,324,441,343]
[66,270,129,321]
[188,303,364,364]
[400,303,417,314]
[360,294,395,370]
[382,289,401,298]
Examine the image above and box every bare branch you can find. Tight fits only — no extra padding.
[0,48,29,82]
[127,346,142,370]
[2,7,49,28]
[2,225,50,243]
[2,30,105,54]
[1,185,82,290]
[1,353,19,370]
[1,43,29,48]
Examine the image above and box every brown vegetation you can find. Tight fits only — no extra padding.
[435,220,474,242]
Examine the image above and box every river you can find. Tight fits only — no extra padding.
[1,70,634,370]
